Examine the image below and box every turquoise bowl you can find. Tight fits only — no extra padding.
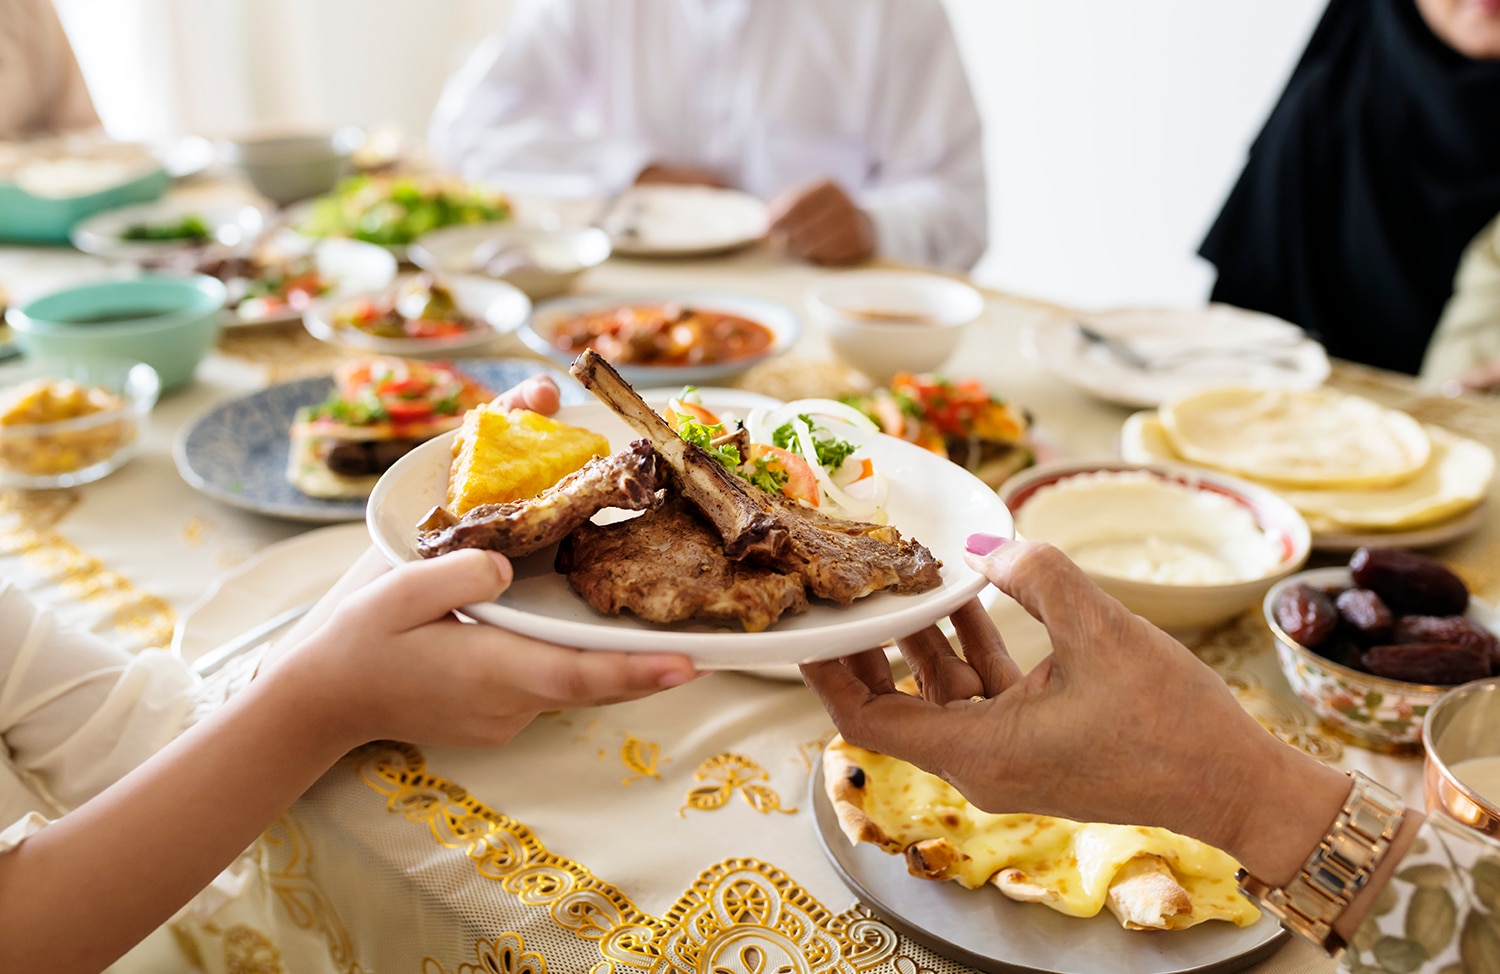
[7,276,227,392]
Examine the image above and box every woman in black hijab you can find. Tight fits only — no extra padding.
[1200,0,1500,375]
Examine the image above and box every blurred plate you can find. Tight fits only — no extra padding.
[1307,503,1488,553]
[303,275,530,355]
[227,234,398,328]
[409,223,611,301]
[1022,306,1329,409]
[366,389,1014,669]
[71,200,267,260]
[170,522,370,665]
[519,291,800,388]
[173,358,574,522]
[809,747,1289,974]
[604,184,768,257]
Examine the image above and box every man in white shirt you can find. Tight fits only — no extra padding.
[429,0,988,271]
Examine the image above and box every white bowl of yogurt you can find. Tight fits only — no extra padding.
[1000,461,1311,632]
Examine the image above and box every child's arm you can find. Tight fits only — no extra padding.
[0,548,696,973]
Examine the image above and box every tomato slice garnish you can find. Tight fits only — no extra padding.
[748,443,819,506]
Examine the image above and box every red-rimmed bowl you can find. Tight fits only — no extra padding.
[999,460,1311,632]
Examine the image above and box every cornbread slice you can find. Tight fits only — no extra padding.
[446,403,610,516]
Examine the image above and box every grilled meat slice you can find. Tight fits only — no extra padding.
[761,490,943,602]
[569,350,943,604]
[569,350,789,562]
[415,440,662,558]
[556,499,809,632]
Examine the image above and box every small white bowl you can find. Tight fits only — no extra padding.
[222,128,363,206]
[805,270,984,382]
[409,223,611,301]
[1001,460,1312,632]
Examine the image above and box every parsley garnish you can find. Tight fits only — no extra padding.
[772,414,856,471]
[675,417,742,471]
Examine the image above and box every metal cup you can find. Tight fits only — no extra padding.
[1422,677,1500,838]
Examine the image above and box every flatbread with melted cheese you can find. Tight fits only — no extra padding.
[1122,411,1492,533]
[1159,387,1431,490]
[823,737,1259,931]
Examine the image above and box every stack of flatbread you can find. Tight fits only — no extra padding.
[1120,387,1494,536]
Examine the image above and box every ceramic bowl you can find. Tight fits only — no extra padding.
[409,223,612,301]
[222,128,363,206]
[7,275,227,392]
[1001,460,1311,632]
[1424,677,1500,837]
[1263,567,1500,753]
[0,357,159,488]
[804,270,984,383]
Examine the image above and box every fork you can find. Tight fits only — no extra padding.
[1073,322,1304,372]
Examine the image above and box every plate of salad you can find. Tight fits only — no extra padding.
[71,201,268,260]
[292,174,510,252]
[302,273,530,355]
[842,373,1041,491]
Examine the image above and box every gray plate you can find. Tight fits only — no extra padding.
[809,752,1289,974]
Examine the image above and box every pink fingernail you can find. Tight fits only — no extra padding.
[965,533,1008,556]
[658,669,695,688]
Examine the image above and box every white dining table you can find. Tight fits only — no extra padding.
[8,211,1492,974]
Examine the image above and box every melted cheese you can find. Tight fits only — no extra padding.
[843,743,1259,927]
[446,404,610,515]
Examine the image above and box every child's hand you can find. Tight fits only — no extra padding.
[265,549,698,750]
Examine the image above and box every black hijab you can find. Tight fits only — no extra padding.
[1200,0,1500,374]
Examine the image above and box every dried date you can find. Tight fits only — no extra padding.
[1394,615,1500,673]
[1334,588,1394,645]
[1273,583,1339,649]
[1360,643,1491,686]
[1349,547,1468,617]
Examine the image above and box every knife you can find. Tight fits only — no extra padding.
[190,600,315,677]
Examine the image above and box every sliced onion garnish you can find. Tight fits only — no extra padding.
[792,417,878,519]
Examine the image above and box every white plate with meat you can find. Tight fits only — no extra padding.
[367,361,1015,670]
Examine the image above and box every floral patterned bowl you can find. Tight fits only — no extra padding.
[1262,567,1500,753]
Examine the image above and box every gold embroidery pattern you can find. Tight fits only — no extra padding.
[0,491,176,649]
[680,753,797,817]
[261,814,367,974]
[357,744,900,973]
[620,734,669,786]
[422,933,548,974]
[223,924,287,974]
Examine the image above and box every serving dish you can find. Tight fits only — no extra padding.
[1263,567,1500,752]
[366,388,1015,669]
[602,184,768,257]
[70,200,268,261]
[0,357,159,489]
[1001,461,1310,632]
[291,174,510,252]
[519,291,800,387]
[809,747,1288,974]
[302,275,530,356]
[173,359,573,522]
[409,223,612,301]
[1021,306,1330,409]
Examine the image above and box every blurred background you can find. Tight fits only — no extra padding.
[53,0,1325,310]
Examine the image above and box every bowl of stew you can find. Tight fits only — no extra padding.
[517,291,801,385]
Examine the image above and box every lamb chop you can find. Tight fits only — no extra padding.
[415,440,662,558]
[557,498,810,632]
[569,351,943,604]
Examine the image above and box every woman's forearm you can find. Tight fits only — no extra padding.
[0,656,358,974]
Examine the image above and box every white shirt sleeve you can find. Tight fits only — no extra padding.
[856,0,989,272]
[428,0,654,196]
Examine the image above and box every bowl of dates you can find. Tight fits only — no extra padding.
[1263,547,1500,752]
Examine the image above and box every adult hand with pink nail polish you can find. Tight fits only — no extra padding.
[799,538,1355,898]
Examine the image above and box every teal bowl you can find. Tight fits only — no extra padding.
[7,276,227,392]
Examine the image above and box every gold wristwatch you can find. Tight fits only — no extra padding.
[1235,771,1404,954]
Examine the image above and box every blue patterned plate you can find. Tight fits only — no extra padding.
[173,358,581,522]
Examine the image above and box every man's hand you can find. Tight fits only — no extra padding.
[767,178,876,266]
